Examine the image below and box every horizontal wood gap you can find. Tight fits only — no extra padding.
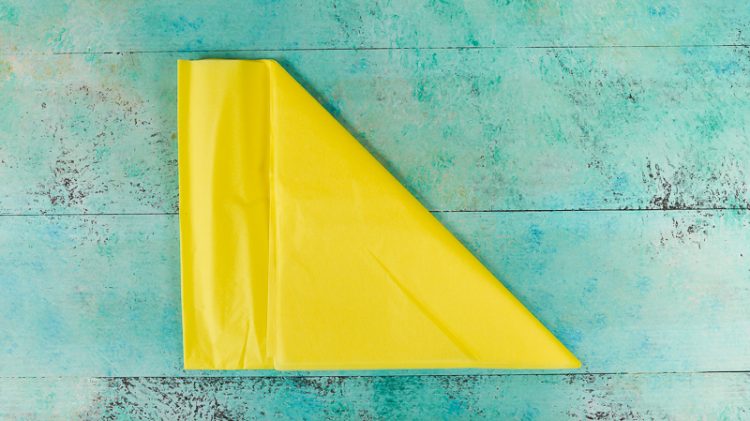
[1,207,748,217]
[1,370,749,380]
[3,43,750,57]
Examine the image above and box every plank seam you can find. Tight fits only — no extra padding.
[1,370,749,380]
[2,43,750,57]
[1,207,748,217]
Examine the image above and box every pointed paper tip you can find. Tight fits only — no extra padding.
[555,346,581,369]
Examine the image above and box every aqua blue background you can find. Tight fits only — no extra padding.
[1,1,750,419]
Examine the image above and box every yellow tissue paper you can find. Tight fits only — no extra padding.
[178,59,580,370]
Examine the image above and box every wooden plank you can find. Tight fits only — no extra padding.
[2,210,749,376]
[3,47,750,214]
[1,373,749,419]
[2,1,748,53]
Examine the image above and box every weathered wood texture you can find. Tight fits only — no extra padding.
[3,211,749,376]
[2,1,749,53]
[2,1,750,419]
[2,373,750,420]
[3,47,750,214]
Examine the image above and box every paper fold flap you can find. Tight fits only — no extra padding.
[178,59,580,370]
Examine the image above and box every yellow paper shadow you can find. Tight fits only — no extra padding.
[178,59,580,370]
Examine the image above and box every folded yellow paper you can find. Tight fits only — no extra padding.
[178,59,579,370]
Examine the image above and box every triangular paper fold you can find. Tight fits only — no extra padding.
[178,59,579,370]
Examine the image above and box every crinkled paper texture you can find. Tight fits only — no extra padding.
[177,59,579,370]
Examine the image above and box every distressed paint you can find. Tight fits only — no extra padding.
[2,1,750,419]
[1,1,749,53]
[3,47,750,214]
[2,373,750,420]
[2,211,750,376]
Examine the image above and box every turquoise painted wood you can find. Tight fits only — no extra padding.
[3,47,750,214]
[2,1,750,419]
[2,373,749,419]
[3,210,750,376]
[1,1,748,53]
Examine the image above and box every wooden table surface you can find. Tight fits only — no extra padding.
[2,1,750,419]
